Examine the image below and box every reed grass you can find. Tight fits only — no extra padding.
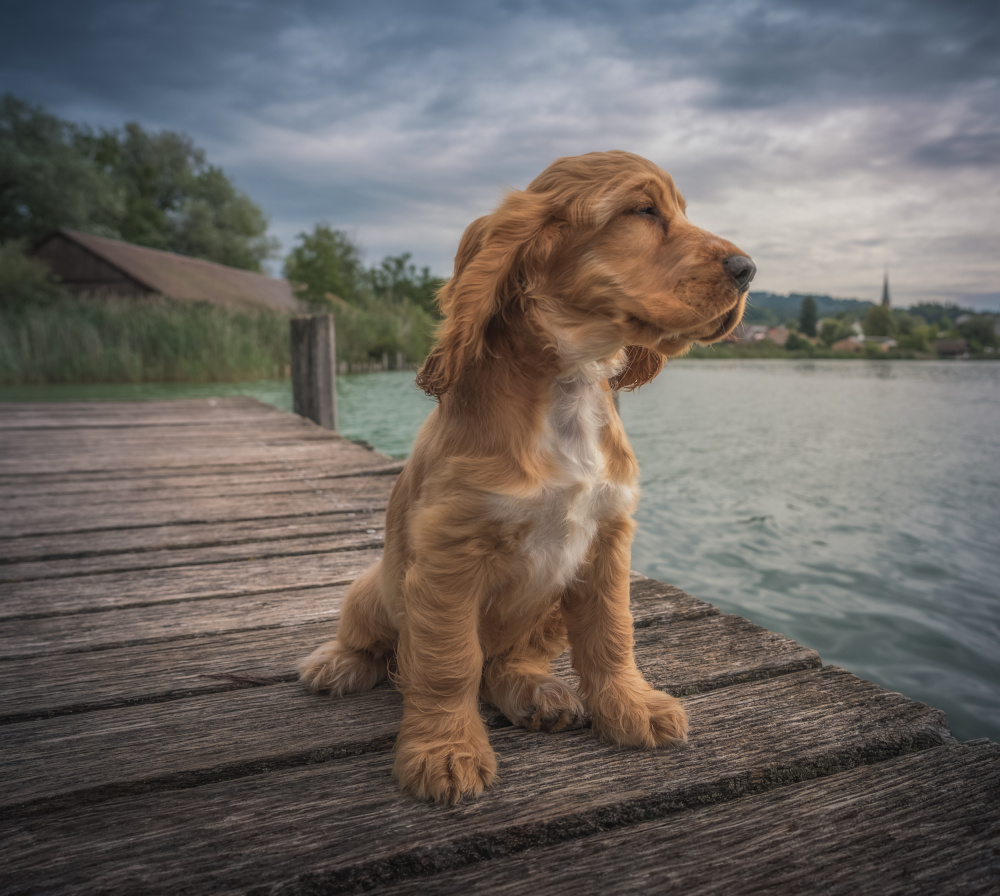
[0,295,291,385]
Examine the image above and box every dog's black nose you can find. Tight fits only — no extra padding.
[723,254,756,290]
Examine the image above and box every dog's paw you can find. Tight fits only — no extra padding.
[510,677,586,733]
[393,731,498,804]
[297,641,386,695]
[591,684,689,749]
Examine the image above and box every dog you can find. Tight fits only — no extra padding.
[299,150,754,804]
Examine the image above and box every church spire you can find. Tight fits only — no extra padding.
[881,269,891,308]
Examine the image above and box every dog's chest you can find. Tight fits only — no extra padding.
[493,373,635,593]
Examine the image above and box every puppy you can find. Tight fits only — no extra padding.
[300,150,754,803]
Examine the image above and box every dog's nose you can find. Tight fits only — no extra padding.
[723,255,756,290]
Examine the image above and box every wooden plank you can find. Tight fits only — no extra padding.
[0,398,290,429]
[0,548,383,620]
[0,578,720,721]
[0,602,788,722]
[0,578,377,661]
[0,510,389,564]
[0,668,953,894]
[0,517,386,582]
[0,459,404,500]
[371,741,1000,896]
[0,440,392,476]
[0,474,394,514]
[0,475,397,537]
[0,618,820,809]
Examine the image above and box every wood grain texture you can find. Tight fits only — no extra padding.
[0,614,821,809]
[0,667,953,894]
[0,398,991,896]
[370,741,1000,896]
[0,518,386,582]
[0,510,389,564]
[0,475,397,537]
[0,548,383,620]
[0,579,718,720]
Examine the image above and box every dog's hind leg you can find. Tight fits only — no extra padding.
[481,605,585,732]
[298,563,397,695]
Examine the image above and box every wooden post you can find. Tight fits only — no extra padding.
[290,315,337,431]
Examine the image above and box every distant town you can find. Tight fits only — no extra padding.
[697,275,999,360]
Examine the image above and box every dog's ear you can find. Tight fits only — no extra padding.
[417,190,558,398]
[609,345,664,392]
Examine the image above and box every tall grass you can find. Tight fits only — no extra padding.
[0,295,291,385]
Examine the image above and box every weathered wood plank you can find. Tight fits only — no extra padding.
[0,511,387,564]
[0,398,289,428]
[0,581,363,660]
[0,474,394,515]
[0,518,386,582]
[0,581,719,720]
[0,475,397,537]
[0,440,391,476]
[0,548,383,621]
[0,667,952,894]
[0,460,404,500]
[370,741,1000,896]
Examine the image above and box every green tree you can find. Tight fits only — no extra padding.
[798,295,817,337]
[818,319,840,347]
[864,304,897,338]
[958,315,997,350]
[0,94,122,243]
[283,224,366,305]
[370,253,443,314]
[79,121,278,270]
[1,95,277,271]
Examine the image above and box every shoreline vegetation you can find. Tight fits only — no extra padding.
[1,238,998,385]
[2,95,997,386]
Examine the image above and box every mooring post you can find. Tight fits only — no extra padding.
[290,314,337,431]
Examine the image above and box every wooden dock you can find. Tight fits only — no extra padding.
[1,398,997,895]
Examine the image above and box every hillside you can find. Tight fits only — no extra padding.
[744,291,872,326]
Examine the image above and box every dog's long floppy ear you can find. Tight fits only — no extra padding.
[416,190,558,398]
[609,345,664,392]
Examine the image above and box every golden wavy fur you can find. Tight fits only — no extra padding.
[299,150,755,804]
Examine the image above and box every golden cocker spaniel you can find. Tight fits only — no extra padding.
[300,150,754,804]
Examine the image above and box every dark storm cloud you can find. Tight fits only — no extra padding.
[1,0,997,305]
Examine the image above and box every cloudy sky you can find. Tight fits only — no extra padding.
[2,0,998,309]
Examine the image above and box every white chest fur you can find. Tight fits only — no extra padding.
[491,365,637,595]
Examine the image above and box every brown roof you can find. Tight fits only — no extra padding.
[53,229,301,313]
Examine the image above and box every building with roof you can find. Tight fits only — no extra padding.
[30,229,302,314]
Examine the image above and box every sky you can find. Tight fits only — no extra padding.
[2,0,998,309]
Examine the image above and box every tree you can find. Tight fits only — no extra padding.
[0,94,122,243]
[79,121,278,270]
[864,304,897,338]
[283,224,366,305]
[369,253,443,314]
[1,95,277,271]
[799,295,817,337]
[958,315,997,349]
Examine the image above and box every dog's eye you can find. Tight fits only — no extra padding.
[633,206,658,218]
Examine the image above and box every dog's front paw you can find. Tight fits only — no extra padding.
[298,641,386,695]
[393,728,498,804]
[590,683,688,749]
[511,676,586,733]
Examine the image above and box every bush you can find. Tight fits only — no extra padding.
[0,241,66,311]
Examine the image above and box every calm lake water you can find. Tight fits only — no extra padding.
[4,360,998,743]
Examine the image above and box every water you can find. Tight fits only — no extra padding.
[3,361,998,742]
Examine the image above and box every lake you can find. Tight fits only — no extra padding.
[3,359,998,743]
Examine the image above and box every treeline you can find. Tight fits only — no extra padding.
[0,95,444,382]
